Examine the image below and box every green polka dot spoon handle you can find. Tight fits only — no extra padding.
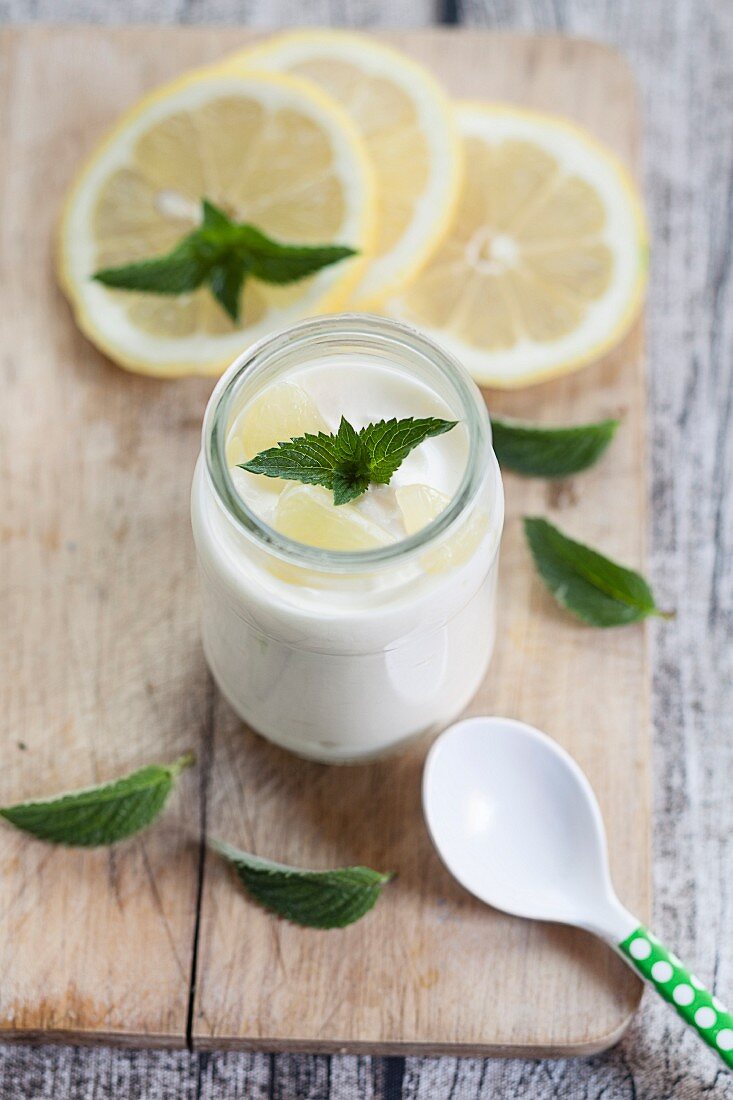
[619,926,733,1065]
[423,718,733,1071]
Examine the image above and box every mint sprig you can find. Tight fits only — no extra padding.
[524,517,669,627]
[212,840,391,928]
[0,753,195,846]
[491,416,620,478]
[93,199,357,323]
[241,415,457,505]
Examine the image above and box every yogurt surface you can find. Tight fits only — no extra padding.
[226,356,470,551]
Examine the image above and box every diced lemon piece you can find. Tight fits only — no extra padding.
[385,103,648,388]
[274,485,393,552]
[229,30,461,308]
[396,483,449,535]
[57,67,375,377]
[226,434,247,468]
[227,382,327,463]
[396,483,486,573]
[227,382,329,492]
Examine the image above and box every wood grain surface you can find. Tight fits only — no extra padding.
[1,24,648,1057]
[192,29,649,1055]
[0,27,211,1044]
[1,1,731,1096]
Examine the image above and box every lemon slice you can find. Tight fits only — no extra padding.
[396,484,486,572]
[230,30,461,308]
[274,484,393,552]
[386,104,648,388]
[57,67,375,377]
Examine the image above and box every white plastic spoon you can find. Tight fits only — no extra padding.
[423,716,733,1067]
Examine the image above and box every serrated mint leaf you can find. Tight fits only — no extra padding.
[331,417,371,503]
[0,752,195,846]
[334,416,367,465]
[332,469,371,506]
[92,198,356,323]
[491,417,619,478]
[241,415,458,506]
[212,840,392,929]
[524,517,664,627]
[362,417,458,484]
[241,431,338,490]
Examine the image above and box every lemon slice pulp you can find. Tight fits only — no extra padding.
[386,103,648,388]
[57,67,375,377]
[231,30,461,308]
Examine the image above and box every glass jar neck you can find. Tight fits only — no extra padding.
[203,313,496,574]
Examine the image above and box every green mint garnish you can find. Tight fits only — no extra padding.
[524,517,670,628]
[241,415,458,505]
[92,198,357,323]
[212,840,392,929]
[0,752,195,846]
[491,416,620,478]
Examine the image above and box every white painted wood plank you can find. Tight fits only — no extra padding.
[416,0,733,1095]
[0,0,437,27]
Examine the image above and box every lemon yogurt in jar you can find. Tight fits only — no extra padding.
[191,315,503,762]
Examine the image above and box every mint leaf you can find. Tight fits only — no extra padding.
[362,417,458,484]
[0,752,195,846]
[491,417,619,478]
[209,254,249,321]
[331,417,371,504]
[93,198,356,322]
[201,198,232,231]
[524,517,664,627]
[236,224,356,285]
[332,468,371,506]
[333,416,368,465]
[94,237,206,294]
[212,840,391,929]
[242,431,338,490]
[240,416,457,505]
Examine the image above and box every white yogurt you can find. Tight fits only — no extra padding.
[191,315,503,763]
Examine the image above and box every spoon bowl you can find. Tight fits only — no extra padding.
[423,716,631,939]
[420,721,629,937]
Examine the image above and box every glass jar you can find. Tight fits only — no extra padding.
[191,315,504,763]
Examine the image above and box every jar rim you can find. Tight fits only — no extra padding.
[203,313,498,573]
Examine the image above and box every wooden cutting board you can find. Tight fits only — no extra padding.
[0,26,649,1055]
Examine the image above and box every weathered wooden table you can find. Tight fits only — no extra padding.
[1,0,731,1097]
